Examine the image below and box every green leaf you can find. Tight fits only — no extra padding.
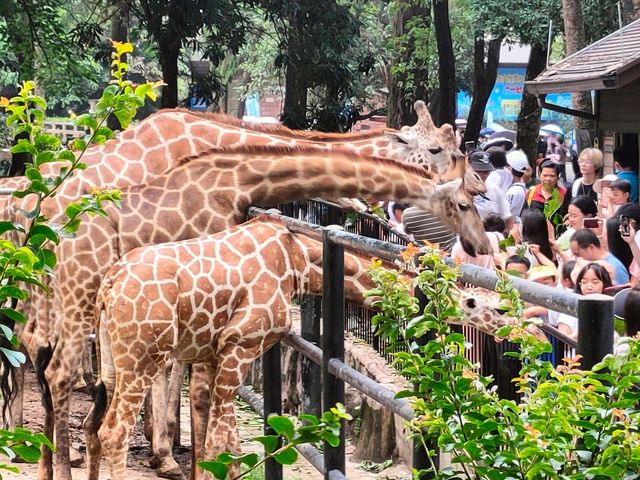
[254,435,279,454]
[197,461,228,479]
[0,285,29,301]
[11,444,41,463]
[273,447,298,465]
[30,225,59,245]
[267,415,295,441]
[0,348,26,368]
[0,309,26,325]
[0,221,25,235]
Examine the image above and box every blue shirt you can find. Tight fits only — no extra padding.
[604,252,630,285]
[616,170,639,203]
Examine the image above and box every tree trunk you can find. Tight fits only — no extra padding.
[516,43,548,171]
[621,0,640,24]
[562,0,594,136]
[462,35,503,148]
[387,3,430,129]
[107,0,130,130]
[158,37,180,108]
[282,11,308,129]
[432,0,456,127]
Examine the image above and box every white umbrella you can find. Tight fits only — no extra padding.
[540,124,564,136]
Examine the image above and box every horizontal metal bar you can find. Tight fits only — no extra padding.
[539,323,578,347]
[0,188,17,195]
[328,469,348,480]
[237,385,326,475]
[324,229,406,261]
[284,334,414,421]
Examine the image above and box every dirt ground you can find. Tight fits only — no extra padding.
[4,366,411,480]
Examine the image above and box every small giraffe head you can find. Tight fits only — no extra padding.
[458,288,515,334]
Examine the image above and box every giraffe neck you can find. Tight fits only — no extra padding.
[109,145,438,226]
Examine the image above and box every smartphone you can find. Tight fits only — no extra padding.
[582,218,600,229]
[464,141,475,153]
[621,216,631,237]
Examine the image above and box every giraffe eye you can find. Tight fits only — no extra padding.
[428,147,443,155]
[458,203,471,211]
[464,298,477,309]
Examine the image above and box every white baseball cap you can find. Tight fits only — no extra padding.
[506,149,529,173]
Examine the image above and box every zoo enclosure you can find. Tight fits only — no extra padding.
[245,205,615,480]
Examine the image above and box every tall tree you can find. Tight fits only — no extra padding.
[432,0,455,126]
[562,0,595,143]
[387,1,430,128]
[516,44,548,165]
[135,0,248,108]
[461,34,503,149]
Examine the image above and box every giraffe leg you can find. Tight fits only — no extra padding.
[190,364,212,480]
[166,360,185,445]
[150,372,184,480]
[98,369,157,480]
[44,331,90,480]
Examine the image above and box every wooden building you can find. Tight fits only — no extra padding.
[525,18,640,172]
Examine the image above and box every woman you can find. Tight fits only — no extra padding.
[553,195,599,260]
[569,148,603,203]
[557,263,613,339]
[519,208,555,266]
[617,203,640,285]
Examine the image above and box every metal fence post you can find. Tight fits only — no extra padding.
[322,228,346,479]
[263,343,283,480]
[413,288,437,478]
[577,294,614,370]
[301,295,322,417]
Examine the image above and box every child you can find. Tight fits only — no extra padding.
[504,255,530,278]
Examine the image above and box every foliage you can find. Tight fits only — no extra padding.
[200,404,352,479]
[367,244,640,478]
[0,40,161,471]
[0,0,103,112]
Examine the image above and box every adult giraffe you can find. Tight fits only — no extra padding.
[87,217,514,480]
[22,143,488,480]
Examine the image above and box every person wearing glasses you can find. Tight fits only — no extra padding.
[568,148,603,204]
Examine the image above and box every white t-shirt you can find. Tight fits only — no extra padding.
[556,313,578,338]
[474,184,512,222]
[487,168,512,195]
[505,182,527,220]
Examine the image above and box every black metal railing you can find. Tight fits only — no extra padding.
[245,207,614,479]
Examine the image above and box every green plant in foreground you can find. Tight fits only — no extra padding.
[199,403,352,479]
[367,245,640,479]
[0,40,161,471]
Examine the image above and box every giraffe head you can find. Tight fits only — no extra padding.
[457,287,516,334]
[384,101,486,195]
[427,179,491,255]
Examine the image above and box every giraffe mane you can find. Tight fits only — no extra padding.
[174,143,435,180]
[165,108,390,141]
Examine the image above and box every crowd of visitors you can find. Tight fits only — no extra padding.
[385,135,640,341]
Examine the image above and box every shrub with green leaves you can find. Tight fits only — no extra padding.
[367,245,640,479]
[200,404,352,479]
[0,40,161,472]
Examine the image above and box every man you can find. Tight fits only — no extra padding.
[486,147,511,194]
[504,149,531,221]
[470,150,513,231]
[527,160,567,228]
[613,144,639,203]
[401,205,456,252]
[570,228,630,285]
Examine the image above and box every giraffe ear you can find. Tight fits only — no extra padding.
[434,178,463,196]
[384,130,418,149]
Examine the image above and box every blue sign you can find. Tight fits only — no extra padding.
[457,66,573,124]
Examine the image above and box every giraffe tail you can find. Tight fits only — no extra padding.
[0,298,20,424]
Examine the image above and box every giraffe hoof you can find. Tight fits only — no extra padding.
[156,459,185,480]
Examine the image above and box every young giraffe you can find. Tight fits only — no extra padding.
[23,143,489,480]
[88,217,515,480]
[4,107,467,480]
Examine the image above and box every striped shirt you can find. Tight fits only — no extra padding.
[401,206,456,252]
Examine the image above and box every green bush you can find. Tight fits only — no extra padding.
[367,245,640,479]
